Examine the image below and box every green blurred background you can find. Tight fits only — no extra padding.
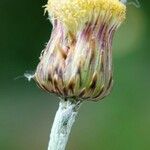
[0,0,150,150]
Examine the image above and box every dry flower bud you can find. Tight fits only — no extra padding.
[34,0,126,101]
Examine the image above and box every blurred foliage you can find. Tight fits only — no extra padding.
[0,0,150,150]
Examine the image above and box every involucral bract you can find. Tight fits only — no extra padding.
[34,0,126,101]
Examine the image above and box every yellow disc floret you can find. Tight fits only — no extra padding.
[45,0,126,31]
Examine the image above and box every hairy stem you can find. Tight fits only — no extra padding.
[48,99,81,150]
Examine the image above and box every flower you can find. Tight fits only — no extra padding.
[34,0,126,101]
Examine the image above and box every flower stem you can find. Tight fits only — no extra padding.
[48,99,81,150]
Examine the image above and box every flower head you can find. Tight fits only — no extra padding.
[34,0,126,101]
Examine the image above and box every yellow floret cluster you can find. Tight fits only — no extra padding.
[45,0,126,31]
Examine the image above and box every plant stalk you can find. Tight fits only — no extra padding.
[47,99,81,150]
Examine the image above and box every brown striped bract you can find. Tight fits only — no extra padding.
[34,10,123,101]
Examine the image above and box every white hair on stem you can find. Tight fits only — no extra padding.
[120,0,141,8]
[47,100,81,150]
